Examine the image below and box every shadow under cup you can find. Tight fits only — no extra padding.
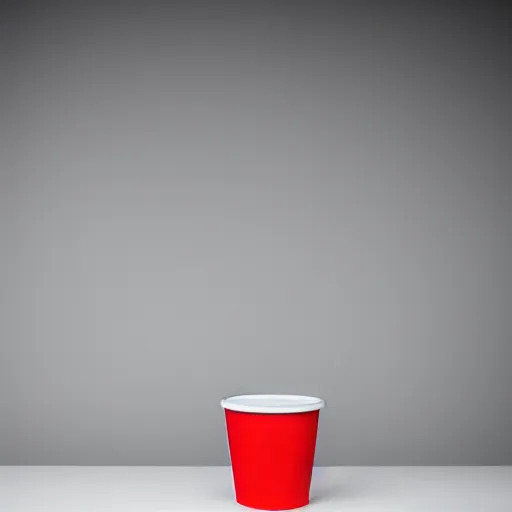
[221,394,325,511]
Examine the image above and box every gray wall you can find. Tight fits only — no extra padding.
[1,1,511,465]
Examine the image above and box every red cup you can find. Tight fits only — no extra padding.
[221,394,325,511]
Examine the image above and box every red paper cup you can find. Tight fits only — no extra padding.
[221,394,325,511]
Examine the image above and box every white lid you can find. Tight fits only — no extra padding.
[220,394,325,414]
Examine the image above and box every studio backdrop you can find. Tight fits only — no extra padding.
[1,1,511,466]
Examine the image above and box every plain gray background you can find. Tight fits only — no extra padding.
[1,1,511,465]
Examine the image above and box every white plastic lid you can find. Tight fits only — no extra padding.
[220,394,325,414]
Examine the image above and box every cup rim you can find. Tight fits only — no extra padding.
[220,394,325,414]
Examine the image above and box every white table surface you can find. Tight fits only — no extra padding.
[1,466,511,511]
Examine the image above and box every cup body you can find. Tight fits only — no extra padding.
[221,394,325,511]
